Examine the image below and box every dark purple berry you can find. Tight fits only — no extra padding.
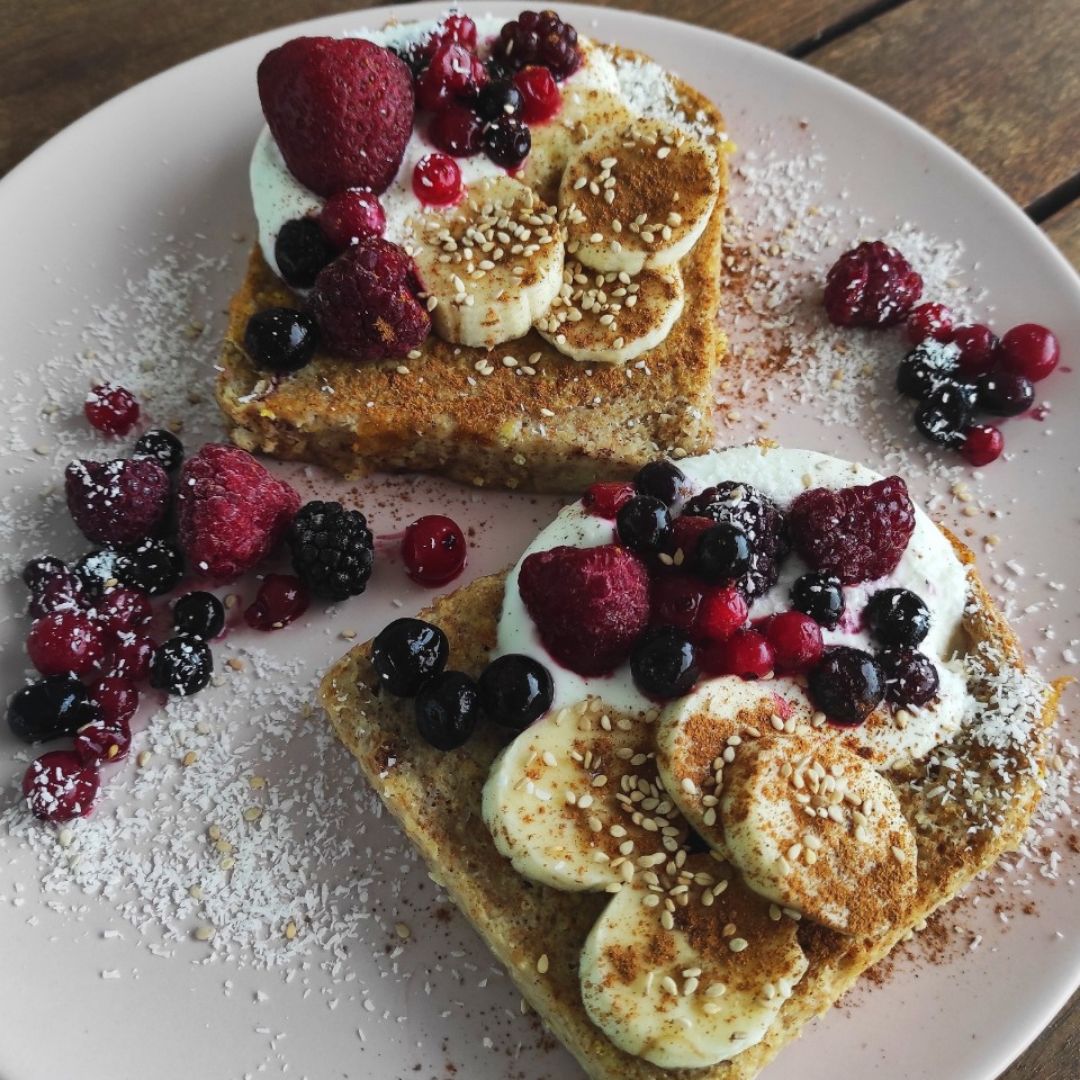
[133,429,184,472]
[864,588,930,647]
[616,495,671,555]
[415,671,482,750]
[914,382,972,448]
[807,646,884,725]
[695,523,753,584]
[475,80,523,121]
[878,647,939,707]
[274,217,335,289]
[977,371,1035,417]
[492,9,582,81]
[630,626,698,700]
[7,675,100,743]
[483,116,531,168]
[244,308,319,373]
[173,591,225,639]
[371,618,449,697]
[149,635,213,696]
[634,460,686,507]
[896,340,961,400]
[22,556,68,593]
[790,571,845,629]
[478,654,553,730]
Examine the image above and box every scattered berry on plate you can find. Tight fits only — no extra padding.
[90,676,139,725]
[864,588,930,647]
[896,339,961,400]
[962,424,1005,466]
[7,674,99,743]
[65,457,171,545]
[950,323,1000,377]
[274,217,336,289]
[74,548,125,595]
[412,151,463,206]
[997,322,1060,382]
[807,646,884,725]
[371,618,449,696]
[474,79,523,121]
[695,584,748,642]
[904,301,954,345]
[765,612,823,674]
[630,626,698,699]
[114,538,184,596]
[401,514,467,588]
[483,115,531,168]
[415,671,482,750]
[289,500,374,600]
[878,646,940,708]
[582,481,636,519]
[319,188,386,249]
[149,635,213,696]
[27,611,106,677]
[74,714,132,766]
[22,556,68,593]
[650,576,704,635]
[243,308,320,373]
[84,383,140,436]
[790,571,844,629]
[244,574,310,631]
[822,240,923,328]
[173,591,226,639]
[93,587,153,632]
[28,571,84,618]
[976,370,1035,416]
[429,104,485,156]
[694,523,752,584]
[616,495,672,555]
[492,10,582,80]
[634,460,686,507]
[513,65,561,123]
[913,382,972,448]
[133,428,184,472]
[478,653,554,731]
[22,751,100,823]
[108,632,157,683]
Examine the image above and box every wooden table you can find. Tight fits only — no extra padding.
[1,2,1076,1076]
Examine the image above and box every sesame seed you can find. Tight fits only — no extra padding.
[728,938,748,953]
[537,953,549,974]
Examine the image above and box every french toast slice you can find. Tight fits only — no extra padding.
[319,535,1059,1080]
[216,48,729,493]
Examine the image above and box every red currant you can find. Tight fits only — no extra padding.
[402,515,467,587]
[998,323,1060,382]
[29,573,84,618]
[319,189,385,250]
[764,611,823,673]
[412,153,462,207]
[75,714,132,766]
[429,105,485,157]
[244,574,310,631]
[108,632,156,682]
[668,515,713,564]
[27,611,106,677]
[22,751,100,823]
[416,43,487,111]
[650,576,704,634]
[91,676,139,725]
[84,383,140,436]
[904,301,954,345]
[93,587,152,632]
[696,585,748,642]
[951,324,999,376]
[582,481,636,519]
[717,628,775,679]
[961,424,1005,466]
[513,66,562,123]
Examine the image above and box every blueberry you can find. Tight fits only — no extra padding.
[977,371,1035,417]
[244,308,320,374]
[616,495,671,555]
[371,618,449,697]
[149,635,213,696]
[864,588,930,647]
[116,539,184,596]
[74,549,124,595]
[133,429,184,472]
[415,671,482,750]
[21,556,67,593]
[474,80,523,121]
[274,217,335,289]
[634,460,686,507]
[878,647,939,707]
[478,654,553,731]
[7,675,99,743]
[173,591,225,640]
[790,571,845,629]
[630,626,698,700]
[896,340,960,400]
[807,646,884,725]
[483,116,531,168]
[914,382,972,448]
[695,523,752,583]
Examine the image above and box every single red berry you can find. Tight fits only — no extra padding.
[412,153,462,206]
[429,104,485,156]
[244,574,311,631]
[108,632,157,682]
[29,573,84,618]
[93,587,152,632]
[438,13,477,49]
[668,515,714,565]
[65,457,171,546]
[84,383,140,436]
[23,751,100,823]
[91,676,139,725]
[905,301,954,345]
[319,189,386,250]
[765,611,823,674]
[582,481,636,519]
[27,611,106,677]
[650,576,704,635]
[696,585,748,642]
[402,515,467,587]
[416,43,487,111]
[998,323,1060,382]
[75,714,133,766]
[705,628,775,679]
[961,424,1005,467]
[513,66,561,123]
[823,241,923,328]
[951,324,999,376]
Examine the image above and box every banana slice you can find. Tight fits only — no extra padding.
[580,854,808,1069]
[534,259,684,364]
[482,698,686,892]
[559,117,720,274]
[720,732,917,938]
[408,176,564,349]
[655,678,819,857]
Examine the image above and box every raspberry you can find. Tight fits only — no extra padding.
[319,189,386,250]
[823,241,923,328]
[582,481,636,519]
[518,544,650,676]
[696,585,748,642]
[244,574,310,631]
[402,515,467,587]
[287,500,374,601]
[789,476,915,586]
[412,152,463,206]
[27,611,106,677]
[23,751,100,823]
[683,482,789,598]
[416,42,488,111]
[764,612,823,674]
[493,10,582,81]
[514,66,561,123]
[65,457,171,546]
[258,37,413,195]
[177,444,300,582]
[429,104,485,156]
[307,239,431,361]
[904,302,954,345]
[84,383,140,436]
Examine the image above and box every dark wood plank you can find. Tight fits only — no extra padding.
[809,0,1080,208]
[1002,988,1080,1080]
[1044,199,1080,272]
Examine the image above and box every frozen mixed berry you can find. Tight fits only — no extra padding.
[415,671,482,750]
[75,715,132,766]
[133,428,184,472]
[93,587,152,632]
[695,585,748,642]
[518,544,650,676]
[807,647,884,725]
[244,308,320,373]
[492,10,582,81]
[950,324,999,377]
[27,611,106,677]
[896,339,961,400]
[823,241,922,328]
[998,323,1060,382]
[371,618,449,696]
[962,424,1005,467]
[478,654,554,731]
[416,42,487,111]
[914,382,973,448]
[90,676,139,725]
[513,66,561,123]
[75,549,124,595]
[258,37,414,195]
[115,538,184,596]
[650,576,704,635]
[307,239,431,360]
[402,515,467,588]
[789,476,915,586]
[790,571,844,629]
[976,370,1034,416]
[683,482,788,598]
[583,481,636,519]
[7,674,99,743]
[864,588,930,647]
[149,635,213,696]
[28,571,84,618]
[634,460,686,507]
[430,104,485,156]
[22,556,68,593]
[878,646,939,708]
[474,79,523,121]
[765,612,823,674]
[244,574,310,630]
[703,627,774,679]
[108,632,157,683]
[274,217,336,289]
[483,115,532,169]
[84,383,140,436]
[65,457,171,545]
[288,500,374,600]
[173,591,225,639]
[412,152,463,206]
[319,189,386,250]
[23,751,100,823]
[432,12,478,51]
[630,626,698,700]
[905,302,954,345]
[667,515,713,565]
[616,495,671,555]
[177,444,299,582]
[695,523,752,584]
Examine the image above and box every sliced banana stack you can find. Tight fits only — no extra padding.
[482,698,686,892]
[408,176,564,349]
[720,733,918,938]
[534,258,684,364]
[580,855,808,1069]
[558,116,720,275]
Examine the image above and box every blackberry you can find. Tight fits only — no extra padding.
[115,539,184,596]
[616,495,671,556]
[371,619,448,697]
[275,217,335,289]
[864,588,930,647]
[478,654,554,730]
[149,635,213,696]
[7,675,99,743]
[695,523,752,584]
[634,460,686,507]
[244,308,319,374]
[807,647,884,726]
[483,115,531,168]
[492,9,582,80]
[415,671,482,750]
[878,647,940,708]
[790,571,845,629]
[896,340,961,400]
[474,79,524,121]
[630,626,698,700]
[287,500,374,601]
[133,429,184,472]
[173,591,225,639]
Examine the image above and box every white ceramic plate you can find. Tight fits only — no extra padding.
[0,5,1076,1079]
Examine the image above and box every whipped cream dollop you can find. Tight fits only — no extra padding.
[495,445,973,769]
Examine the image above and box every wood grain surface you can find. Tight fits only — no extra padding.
[0,2,1076,1078]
